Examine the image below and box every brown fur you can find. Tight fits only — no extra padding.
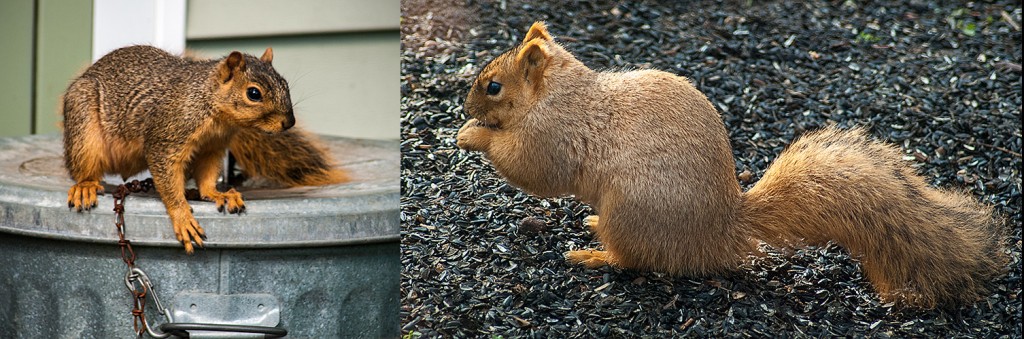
[457,22,1006,308]
[62,45,348,253]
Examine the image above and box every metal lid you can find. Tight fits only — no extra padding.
[0,134,398,248]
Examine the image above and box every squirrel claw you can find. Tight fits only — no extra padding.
[172,214,206,254]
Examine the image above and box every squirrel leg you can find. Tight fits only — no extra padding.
[193,149,245,214]
[568,212,619,268]
[149,152,206,253]
[567,209,631,271]
[456,119,493,151]
[565,249,618,268]
[62,79,107,212]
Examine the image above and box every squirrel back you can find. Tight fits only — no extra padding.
[457,22,1006,308]
[75,45,295,138]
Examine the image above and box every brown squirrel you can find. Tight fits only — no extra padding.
[63,45,349,253]
[456,22,1006,308]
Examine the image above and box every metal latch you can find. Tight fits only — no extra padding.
[158,293,286,338]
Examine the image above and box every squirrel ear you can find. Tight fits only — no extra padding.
[516,39,550,84]
[219,51,246,83]
[260,47,273,64]
[523,21,552,43]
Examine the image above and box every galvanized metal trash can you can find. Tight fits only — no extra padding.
[0,135,399,338]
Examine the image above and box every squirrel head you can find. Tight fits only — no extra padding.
[213,47,296,134]
[464,21,561,130]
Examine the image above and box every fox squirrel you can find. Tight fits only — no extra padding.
[456,22,1006,308]
[63,45,349,253]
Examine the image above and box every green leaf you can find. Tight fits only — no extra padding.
[962,22,977,36]
[856,32,881,43]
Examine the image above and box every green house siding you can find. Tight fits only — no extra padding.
[186,0,397,39]
[0,1,36,137]
[186,0,399,140]
[187,32,398,140]
[0,0,91,137]
[34,0,93,135]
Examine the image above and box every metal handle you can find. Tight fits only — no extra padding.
[157,323,288,338]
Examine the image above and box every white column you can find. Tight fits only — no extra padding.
[92,0,186,61]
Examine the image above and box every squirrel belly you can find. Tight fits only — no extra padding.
[457,21,1006,308]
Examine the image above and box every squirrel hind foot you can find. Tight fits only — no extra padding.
[874,285,947,309]
[67,181,104,212]
[583,215,600,232]
[566,249,617,268]
[203,188,246,214]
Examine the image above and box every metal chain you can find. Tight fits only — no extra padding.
[112,179,159,337]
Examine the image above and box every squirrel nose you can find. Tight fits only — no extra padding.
[282,113,295,130]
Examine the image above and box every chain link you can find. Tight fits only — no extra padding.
[112,179,154,336]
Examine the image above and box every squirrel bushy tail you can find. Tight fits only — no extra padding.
[229,127,350,187]
[740,126,1006,308]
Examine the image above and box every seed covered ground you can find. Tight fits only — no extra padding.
[401,1,1021,337]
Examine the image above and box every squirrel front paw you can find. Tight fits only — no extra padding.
[456,119,492,151]
[202,188,246,214]
[170,212,206,254]
[67,180,104,212]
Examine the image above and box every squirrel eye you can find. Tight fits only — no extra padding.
[246,87,263,101]
[486,81,502,96]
